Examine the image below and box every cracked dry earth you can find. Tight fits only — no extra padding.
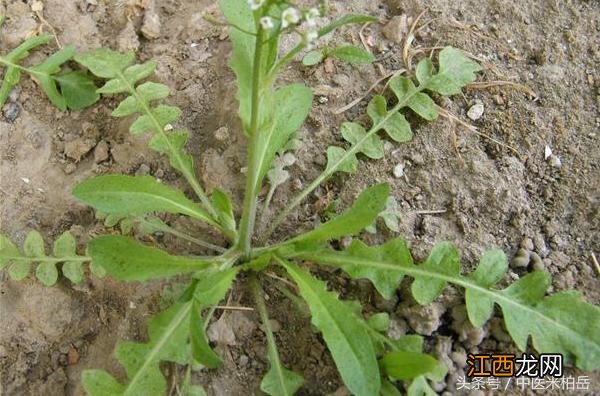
[0,0,599,395]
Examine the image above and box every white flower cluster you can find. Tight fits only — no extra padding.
[260,16,274,29]
[248,2,322,49]
[252,3,321,32]
[247,0,265,10]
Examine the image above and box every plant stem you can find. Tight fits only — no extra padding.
[360,320,398,350]
[265,85,425,240]
[258,182,277,232]
[0,57,45,77]
[267,42,305,82]
[237,22,266,259]
[2,255,90,262]
[202,305,218,332]
[138,217,226,253]
[251,274,289,386]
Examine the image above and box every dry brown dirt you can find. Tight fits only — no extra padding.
[0,0,598,395]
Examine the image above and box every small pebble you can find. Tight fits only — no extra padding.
[450,348,467,368]
[214,126,229,141]
[8,87,21,102]
[238,355,249,366]
[31,1,44,12]
[291,178,303,190]
[511,248,530,268]
[410,153,425,165]
[67,346,79,365]
[533,233,549,257]
[281,152,296,166]
[135,164,151,176]
[393,163,405,178]
[467,101,484,121]
[64,163,77,174]
[529,252,543,270]
[93,140,110,163]
[141,7,161,39]
[382,15,409,44]
[548,155,562,168]
[520,237,534,251]
[332,74,350,86]
[64,138,95,162]
[3,102,20,122]
[117,21,140,52]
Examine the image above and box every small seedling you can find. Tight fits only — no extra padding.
[1,1,599,395]
[0,16,99,111]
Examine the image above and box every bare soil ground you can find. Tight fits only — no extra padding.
[0,0,598,395]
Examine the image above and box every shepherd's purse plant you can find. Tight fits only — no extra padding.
[1,1,599,395]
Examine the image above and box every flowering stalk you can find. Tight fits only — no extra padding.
[237,5,268,259]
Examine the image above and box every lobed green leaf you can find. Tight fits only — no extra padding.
[420,47,482,96]
[87,235,213,281]
[279,259,380,396]
[256,84,313,182]
[136,81,170,101]
[121,302,192,394]
[261,363,304,396]
[130,105,181,134]
[211,189,236,236]
[55,71,100,110]
[148,130,194,174]
[325,146,358,174]
[302,50,324,66]
[290,183,389,245]
[219,0,256,129]
[28,45,76,110]
[191,268,239,368]
[381,351,439,381]
[74,49,135,79]
[465,249,507,326]
[330,45,375,65]
[389,76,438,121]
[341,239,411,300]
[341,122,384,160]
[410,242,460,305]
[83,269,237,395]
[1,40,98,110]
[1,231,91,285]
[291,241,600,371]
[73,175,214,226]
[367,95,413,142]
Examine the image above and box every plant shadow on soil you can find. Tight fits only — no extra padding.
[0,0,598,394]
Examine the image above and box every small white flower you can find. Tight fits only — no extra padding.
[305,8,321,27]
[308,8,320,18]
[281,7,301,28]
[260,16,274,29]
[306,30,318,43]
[304,30,319,50]
[247,0,265,11]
